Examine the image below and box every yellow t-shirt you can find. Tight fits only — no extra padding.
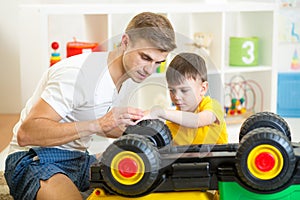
[166,96,228,145]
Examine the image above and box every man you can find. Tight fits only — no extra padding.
[5,12,176,200]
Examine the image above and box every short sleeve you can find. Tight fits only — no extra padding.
[200,96,224,124]
[41,66,79,118]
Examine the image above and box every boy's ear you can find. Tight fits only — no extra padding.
[201,81,209,94]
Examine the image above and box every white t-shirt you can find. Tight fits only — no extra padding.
[9,52,123,154]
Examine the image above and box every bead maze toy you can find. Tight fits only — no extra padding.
[88,112,300,200]
[224,75,263,123]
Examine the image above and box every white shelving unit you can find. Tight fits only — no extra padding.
[19,1,279,141]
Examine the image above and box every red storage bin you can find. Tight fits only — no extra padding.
[66,40,99,58]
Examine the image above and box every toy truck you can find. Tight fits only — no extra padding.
[88,112,300,200]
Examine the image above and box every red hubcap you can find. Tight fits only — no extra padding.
[118,158,138,178]
[255,152,275,172]
[95,190,101,196]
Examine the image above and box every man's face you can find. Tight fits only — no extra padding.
[122,39,168,83]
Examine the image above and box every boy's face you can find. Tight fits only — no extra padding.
[168,78,207,112]
[122,37,168,83]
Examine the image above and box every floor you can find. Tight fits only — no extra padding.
[0,114,19,153]
[0,114,18,199]
[0,114,19,171]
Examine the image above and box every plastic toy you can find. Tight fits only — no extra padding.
[50,41,61,66]
[224,75,263,118]
[156,61,166,73]
[88,112,300,200]
[66,38,99,58]
[291,22,300,42]
[291,48,300,70]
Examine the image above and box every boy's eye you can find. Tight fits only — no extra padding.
[181,89,189,93]
[169,89,175,94]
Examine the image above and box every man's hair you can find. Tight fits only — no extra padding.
[166,52,207,85]
[125,12,176,52]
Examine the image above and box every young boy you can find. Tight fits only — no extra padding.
[147,52,228,145]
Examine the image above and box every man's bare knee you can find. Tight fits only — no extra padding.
[37,173,82,200]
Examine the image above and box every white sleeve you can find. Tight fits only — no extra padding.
[41,66,79,118]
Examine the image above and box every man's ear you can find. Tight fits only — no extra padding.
[121,34,129,48]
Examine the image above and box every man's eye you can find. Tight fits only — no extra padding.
[142,55,151,61]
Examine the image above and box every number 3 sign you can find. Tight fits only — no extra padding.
[229,37,258,66]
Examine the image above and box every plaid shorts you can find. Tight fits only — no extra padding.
[4,147,97,200]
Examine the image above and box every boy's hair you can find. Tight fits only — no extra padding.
[125,12,176,52]
[166,52,207,85]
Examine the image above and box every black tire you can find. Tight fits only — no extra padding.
[236,127,296,191]
[239,111,291,141]
[100,134,161,197]
[124,119,172,148]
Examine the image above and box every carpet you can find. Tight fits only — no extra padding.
[0,172,13,200]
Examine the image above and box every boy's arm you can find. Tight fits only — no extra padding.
[146,107,217,128]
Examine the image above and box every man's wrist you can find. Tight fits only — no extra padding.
[75,120,102,138]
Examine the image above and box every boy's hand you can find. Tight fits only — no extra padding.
[134,106,165,124]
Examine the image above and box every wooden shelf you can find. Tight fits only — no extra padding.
[225,111,253,125]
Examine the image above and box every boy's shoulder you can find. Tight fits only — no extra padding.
[199,96,223,111]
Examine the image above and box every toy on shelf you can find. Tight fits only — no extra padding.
[66,37,99,58]
[291,48,300,70]
[50,41,61,67]
[224,75,263,124]
[225,97,247,116]
[156,61,166,73]
[280,0,297,8]
[291,22,300,42]
[186,32,213,57]
[187,32,213,56]
[193,32,213,56]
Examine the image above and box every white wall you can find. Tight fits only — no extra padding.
[0,0,22,113]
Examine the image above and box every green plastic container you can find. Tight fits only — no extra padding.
[229,37,259,66]
[219,181,300,200]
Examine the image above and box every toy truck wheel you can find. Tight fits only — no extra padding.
[239,112,291,142]
[124,119,172,148]
[100,134,161,197]
[236,127,296,191]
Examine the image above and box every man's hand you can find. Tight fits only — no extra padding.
[96,107,144,137]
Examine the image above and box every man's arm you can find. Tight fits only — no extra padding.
[17,98,144,147]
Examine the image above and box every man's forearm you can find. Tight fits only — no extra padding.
[17,118,98,147]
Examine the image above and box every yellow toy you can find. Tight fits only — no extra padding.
[87,188,218,200]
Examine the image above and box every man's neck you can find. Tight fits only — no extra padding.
[107,47,128,91]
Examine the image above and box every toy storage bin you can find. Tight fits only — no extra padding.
[277,72,300,117]
[229,37,259,66]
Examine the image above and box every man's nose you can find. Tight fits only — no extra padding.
[144,61,158,74]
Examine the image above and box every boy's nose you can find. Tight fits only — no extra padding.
[173,93,182,100]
